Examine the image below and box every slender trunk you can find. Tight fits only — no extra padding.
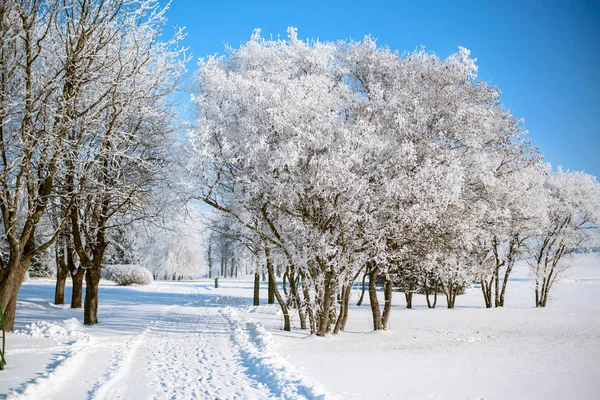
[253,271,260,306]
[265,248,290,331]
[300,271,316,334]
[493,265,500,307]
[288,267,307,329]
[498,260,514,307]
[282,271,289,299]
[54,251,68,305]
[333,285,346,334]
[70,268,84,309]
[368,265,383,331]
[340,282,351,331]
[268,269,275,304]
[316,270,334,336]
[405,277,414,309]
[441,279,457,309]
[424,275,432,308]
[356,266,368,306]
[381,276,393,330]
[481,277,493,308]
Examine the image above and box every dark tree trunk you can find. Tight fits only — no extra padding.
[442,281,459,309]
[357,266,368,306]
[316,269,335,336]
[54,255,68,305]
[253,271,260,306]
[481,277,493,308]
[300,271,316,334]
[340,282,351,331]
[0,256,31,332]
[84,265,101,325]
[333,282,352,334]
[265,248,290,331]
[282,271,289,300]
[425,275,437,309]
[381,275,393,330]
[70,268,85,309]
[499,257,516,307]
[268,269,275,304]
[333,284,346,335]
[404,277,416,309]
[287,265,307,329]
[368,265,383,331]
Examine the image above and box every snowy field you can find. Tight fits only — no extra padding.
[1,253,599,400]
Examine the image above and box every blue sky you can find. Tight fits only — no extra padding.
[163,0,600,178]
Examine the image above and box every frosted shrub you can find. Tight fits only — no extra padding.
[103,265,153,286]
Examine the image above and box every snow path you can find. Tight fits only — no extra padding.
[7,333,94,400]
[86,293,323,400]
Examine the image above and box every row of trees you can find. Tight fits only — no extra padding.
[188,29,600,336]
[0,0,186,330]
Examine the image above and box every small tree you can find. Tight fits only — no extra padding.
[528,169,600,307]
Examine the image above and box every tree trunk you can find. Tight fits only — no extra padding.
[0,256,31,332]
[267,269,275,304]
[316,270,335,336]
[70,268,85,309]
[356,267,368,306]
[404,276,414,309]
[368,265,383,331]
[493,265,500,307]
[333,283,352,334]
[288,266,307,329]
[54,256,68,305]
[424,275,438,309]
[498,260,515,307]
[253,271,260,306]
[265,249,290,331]
[84,265,101,325]
[282,271,289,299]
[333,285,346,335]
[381,275,393,330]
[441,280,458,309]
[340,282,351,331]
[481,278,493,308]
[300,272,316,334]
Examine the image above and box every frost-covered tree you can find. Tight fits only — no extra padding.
[104,225,141,266]
[528,169,600,307]
[0,0,186,328]
[0,0,72,330]
[189,28,566,334]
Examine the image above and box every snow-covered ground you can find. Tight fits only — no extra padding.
[1,253,599,399]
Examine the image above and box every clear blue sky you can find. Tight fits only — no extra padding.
[162,0,600,178]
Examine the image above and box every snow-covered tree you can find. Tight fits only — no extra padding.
[528,168,600,307]
[190,28,535,335]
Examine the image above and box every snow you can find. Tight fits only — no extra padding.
[1,253,599,399]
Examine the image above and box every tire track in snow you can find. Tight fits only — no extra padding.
[222,307,329,400]
[88,331,147,400]
[7,335,94,399]
[141,304,272,399]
